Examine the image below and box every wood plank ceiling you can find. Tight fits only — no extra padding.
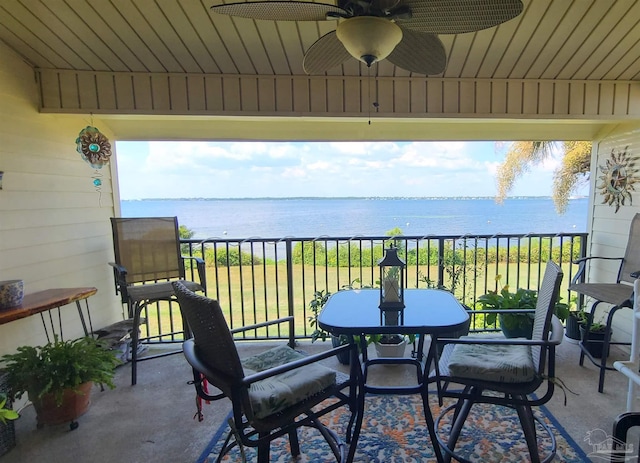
[1,0,638,80]
[1,0,639,141]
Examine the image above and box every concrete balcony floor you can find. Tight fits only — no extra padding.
[2,338,633,463]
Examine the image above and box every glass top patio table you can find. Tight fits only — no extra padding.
[318,288,470,463]
[318,288,469,336]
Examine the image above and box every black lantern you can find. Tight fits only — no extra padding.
[378,245,405,322]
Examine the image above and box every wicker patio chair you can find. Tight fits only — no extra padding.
[569,213,640,392]
[172,281,359,463]
[109,217,206,385]
[432,261,564,463]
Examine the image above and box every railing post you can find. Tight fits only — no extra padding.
[437,237,445,288]
[285,238,295,348]
[575,233,589,311]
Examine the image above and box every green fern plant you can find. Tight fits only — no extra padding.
[1,336,120,406]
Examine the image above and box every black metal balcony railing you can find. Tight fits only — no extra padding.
[137,232,587,345]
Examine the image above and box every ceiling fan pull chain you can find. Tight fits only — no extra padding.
[368,66,371,125]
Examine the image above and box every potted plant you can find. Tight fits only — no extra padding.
[576,310,610,358]
[565,311,582,342]
[478,285,538,338]
[1,336,119,430]
[479,279,569,339]
[564,299,582,342]
[370,333,416,358]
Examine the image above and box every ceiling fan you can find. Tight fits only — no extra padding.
[210,0,523,75]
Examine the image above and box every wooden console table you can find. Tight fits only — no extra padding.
[0,287,97,341]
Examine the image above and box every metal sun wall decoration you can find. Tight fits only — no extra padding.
[75,126,112,199]
[596,146,639,213]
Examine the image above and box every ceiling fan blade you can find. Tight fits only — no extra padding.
[400,0,523,34]
[303,31,352,74]
[338,0,404,17]
[386,29,446,75]
[375,0,402,9]
[211,1,346,21]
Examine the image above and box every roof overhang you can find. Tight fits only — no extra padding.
[94,114,622,142]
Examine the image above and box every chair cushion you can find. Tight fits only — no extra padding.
[447,337,535,383]
[241,345,336,419]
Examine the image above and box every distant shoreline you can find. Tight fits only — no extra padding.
[122,196,588,202]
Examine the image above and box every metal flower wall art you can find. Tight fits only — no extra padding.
[76,126,112,169]
[596,147,638,213]
[76,126,112,200]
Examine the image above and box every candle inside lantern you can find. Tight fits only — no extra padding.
[383,277,400,302]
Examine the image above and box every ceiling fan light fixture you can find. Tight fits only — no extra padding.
[336,16,402,67]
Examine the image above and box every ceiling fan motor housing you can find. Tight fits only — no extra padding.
[336,16,403,66]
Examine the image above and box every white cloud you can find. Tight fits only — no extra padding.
[115,140,573,199]
[282,167,307,178]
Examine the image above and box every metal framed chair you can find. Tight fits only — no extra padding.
[172,281,359,463]
[569,213,640,392]
[432,261,564,463]
[109,217,206,385]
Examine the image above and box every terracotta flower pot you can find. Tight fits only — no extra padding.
[32,381,93,428]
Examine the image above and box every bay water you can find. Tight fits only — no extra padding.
[121,197,588,240]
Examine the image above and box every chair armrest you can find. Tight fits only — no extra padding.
[432,317,563,406]
[241,343,354,385]
[437,316,563,347]
[108,261,127,274]
[182,339,231,401]
[475,309,536,315]
[571,256,623,284]
[571,256,623,264]
[548,316,564,345]
[437,337,552,347]
[183,339,353,391]
[229,316,294,335]
[182,256,207,292]
[108,262,129,301]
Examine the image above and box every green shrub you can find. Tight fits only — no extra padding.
[204,247,262,266]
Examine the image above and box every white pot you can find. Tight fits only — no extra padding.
[374,337,407,358]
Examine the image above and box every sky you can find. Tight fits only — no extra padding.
[115,141,589,200]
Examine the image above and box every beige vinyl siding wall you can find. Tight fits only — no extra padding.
[586,124,640,345]
[0,42,122,354]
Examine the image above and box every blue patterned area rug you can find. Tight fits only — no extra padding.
[197,394,588,462]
